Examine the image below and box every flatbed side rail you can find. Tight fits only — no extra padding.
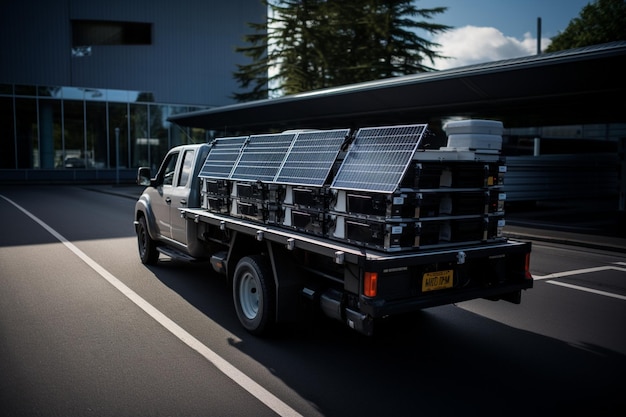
[181,208,531,268]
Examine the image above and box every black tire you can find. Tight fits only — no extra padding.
[233,256,275,336]
[137,216,159,265]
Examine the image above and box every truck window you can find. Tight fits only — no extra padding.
[177,150,195,187]
[161,152,179,186]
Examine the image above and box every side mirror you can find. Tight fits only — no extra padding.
[137,167,153,186]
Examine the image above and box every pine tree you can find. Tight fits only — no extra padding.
[233,0,451,101]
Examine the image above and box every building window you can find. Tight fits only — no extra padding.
[71,20,152,46]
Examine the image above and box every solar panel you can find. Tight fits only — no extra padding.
[274,129,349,186]
[230,132,296,181]
[198,136,248,179]
[331,124,427,193]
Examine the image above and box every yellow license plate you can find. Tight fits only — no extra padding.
[422,270,454,292]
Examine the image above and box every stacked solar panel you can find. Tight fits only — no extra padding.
[197,121,507,252]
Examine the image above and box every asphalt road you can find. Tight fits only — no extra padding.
[1,185,624,417]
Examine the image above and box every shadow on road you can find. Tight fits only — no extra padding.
[147,256,626,417]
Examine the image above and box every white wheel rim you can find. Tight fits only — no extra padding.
[239,271,259,320]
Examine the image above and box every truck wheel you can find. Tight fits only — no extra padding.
[233,256,275,336]
[137,216,159,265]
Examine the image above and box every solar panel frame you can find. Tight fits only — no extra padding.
[198,136,248,179]
[331,124,428,193]
[229,132,296,182]
[274,129,349,186]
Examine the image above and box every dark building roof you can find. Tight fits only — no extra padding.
[169,41,626,133]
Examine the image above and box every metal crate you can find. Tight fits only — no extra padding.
[204,195,230,214]
[331,190,419,220]
[231,198,282,224]
[417,217,486,246]
[401,162,445,189]
[282,186,331,212]
[282,206,328,236]
[202,178,230,196]
[331,216,419,251]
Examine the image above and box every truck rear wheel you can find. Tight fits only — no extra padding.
[137,216,159,265]
[233,256,275,336]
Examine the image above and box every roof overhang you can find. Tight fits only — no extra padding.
[169,41,626,132]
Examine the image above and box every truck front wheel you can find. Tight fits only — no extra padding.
[137,216,159,265]
[233,256,275,336]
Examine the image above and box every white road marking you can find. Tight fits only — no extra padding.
[0,194,304,417]
[532,265,626,280]
[532,263,626,300]
[545,280,626,300]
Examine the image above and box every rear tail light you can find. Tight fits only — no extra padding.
[524,253,533,280]
[363,272,378,297]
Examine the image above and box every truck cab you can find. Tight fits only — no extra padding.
[135,144,210,262]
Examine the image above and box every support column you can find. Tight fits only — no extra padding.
[618,138,625,231]
[39,102,55,169]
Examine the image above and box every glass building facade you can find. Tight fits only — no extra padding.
[0,83,209,182]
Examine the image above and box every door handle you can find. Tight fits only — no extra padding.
[165,197,171,204]
[180,199,187,205]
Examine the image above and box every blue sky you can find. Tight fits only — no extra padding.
[416,0,593,69]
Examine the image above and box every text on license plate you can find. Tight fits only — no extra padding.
[422,270,454,292]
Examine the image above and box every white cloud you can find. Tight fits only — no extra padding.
[429,26,552,70]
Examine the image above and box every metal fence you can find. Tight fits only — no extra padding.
[504,153,619,201]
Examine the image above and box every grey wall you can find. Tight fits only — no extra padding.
[0,0,266,106]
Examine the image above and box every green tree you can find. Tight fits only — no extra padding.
[545,0,626,52]
[233,0,451,101]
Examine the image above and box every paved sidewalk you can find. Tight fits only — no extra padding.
[94,184,626,254]
[504,224,626,253]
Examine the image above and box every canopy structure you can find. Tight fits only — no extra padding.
[169,42,626,134]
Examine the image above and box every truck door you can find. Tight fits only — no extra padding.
[151,150,180,240]
[170,149,195,244]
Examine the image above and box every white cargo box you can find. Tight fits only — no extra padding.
[446,134,502,151]
[443,119,504,136]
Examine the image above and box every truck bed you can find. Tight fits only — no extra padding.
[183,206,532,337]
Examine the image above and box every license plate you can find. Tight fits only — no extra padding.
[422,270,454,292]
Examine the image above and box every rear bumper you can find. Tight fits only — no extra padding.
[317,278,532,336]
[360,280,533,318]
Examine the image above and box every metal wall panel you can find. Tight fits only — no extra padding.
[0,0,266,106]
[505,153,619,201]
